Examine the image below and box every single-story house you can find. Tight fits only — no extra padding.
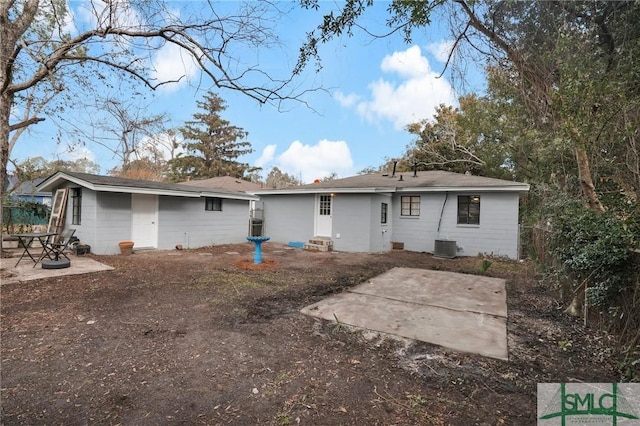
[179,176,265,236]
[254,170,530,259]
[8,176,52,206]
[179,176,264,192]
[36,172,258,255]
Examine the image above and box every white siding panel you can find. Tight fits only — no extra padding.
[368,194,392,252]
[332,194,372,252]
[260,194,315,244]
[393,192,521,259]
[63,186,98,251]
[94,192,133,254]
[392,194,445,253]
[438,192,520,258]
[157,196,250,249]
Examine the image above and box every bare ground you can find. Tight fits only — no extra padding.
[0,244,620,425]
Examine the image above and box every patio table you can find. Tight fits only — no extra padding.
[11,232,58,267]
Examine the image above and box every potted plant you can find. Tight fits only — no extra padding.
[118,241,134,255]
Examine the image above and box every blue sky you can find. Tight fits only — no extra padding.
[12,1,485,183]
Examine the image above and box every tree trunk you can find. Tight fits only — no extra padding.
[0,91,11,256]
[575,147,606,212]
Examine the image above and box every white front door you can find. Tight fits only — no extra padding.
[315,194,332,237]
[131,194,158,248]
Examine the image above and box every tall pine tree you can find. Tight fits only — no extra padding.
[170,92,254,181]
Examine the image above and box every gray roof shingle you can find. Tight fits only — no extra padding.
[257,171,529,193]
[38,172,256,199]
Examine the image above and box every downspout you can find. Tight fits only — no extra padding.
[437,192,449,235]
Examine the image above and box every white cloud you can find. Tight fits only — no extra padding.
[427,40,455,64]
[76,0,142,30]
[343,45,457,130]
[255,144,276,168]
[56,144,97,164]
[380,45,431,78]
[334,91,360,108]
[257,139,355,183]
[151,43,199,91]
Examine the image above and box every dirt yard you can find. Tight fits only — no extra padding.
[1,244,620,425]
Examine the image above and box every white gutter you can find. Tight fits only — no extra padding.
[255,184,530,195]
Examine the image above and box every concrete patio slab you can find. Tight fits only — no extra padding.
[1,256,114,285]
[300,267,508,360]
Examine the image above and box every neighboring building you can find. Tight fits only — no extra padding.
[254,170,530,259]
[179,176,263,192]
[8,177,52,206]
[36,172,258,255]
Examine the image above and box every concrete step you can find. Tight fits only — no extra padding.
[308,237,333,247]
[304,242,332,252]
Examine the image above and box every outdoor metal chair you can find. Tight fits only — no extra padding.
[44,228,76,262]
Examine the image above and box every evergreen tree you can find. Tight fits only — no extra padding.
[169,92,255,181]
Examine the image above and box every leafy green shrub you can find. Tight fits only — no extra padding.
[549,200,636,308]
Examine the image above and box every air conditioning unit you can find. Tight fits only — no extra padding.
[434,239,457,259]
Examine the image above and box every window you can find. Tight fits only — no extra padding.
[319,195,331,215]
[400,196,420,216]
[71,188,82,225]
[381,203,388,224]
[205,197,223,211]
[457,195,480,225]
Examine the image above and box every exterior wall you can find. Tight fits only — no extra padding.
[331,194,372,252]
[438,192,521,258]
[260,194,315,244]
[331,193,393,252]
[57,186,132,255]
[392,192,521,259]
[371,194,393,252]
[57,184,95,252]
[94,192,133,254]
[157,196,250,249]
[391,193,445,253]
[261,193,393,253]
[56,184,252,254]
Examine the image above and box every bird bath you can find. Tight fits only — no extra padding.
[246,236,270,264]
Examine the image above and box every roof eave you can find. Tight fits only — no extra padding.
[396,185,531,193]
[37,172,258,200]
[254,187,396,195]
[256,184,530,195]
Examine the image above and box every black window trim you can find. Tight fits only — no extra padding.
[457,195,480,225]
[71,187,82,225]
[400,195,420,217]
[381,202,388,224]
[205,197,223,211]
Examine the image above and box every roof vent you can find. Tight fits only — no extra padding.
[399,174,403,181]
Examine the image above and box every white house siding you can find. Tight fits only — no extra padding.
[157,196,250,249]
[370,194,393,252]
[392,193,446,253]
[392,192,521,259]
[438,192,520,258]
[260,194,315,244]
[59,185,98,251]
[331,194,373,252]
[94,192,134,254]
